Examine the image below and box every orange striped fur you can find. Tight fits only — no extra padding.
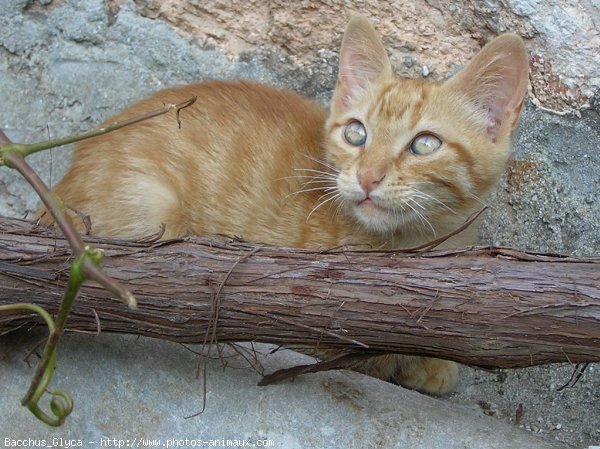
[40,16,529,394]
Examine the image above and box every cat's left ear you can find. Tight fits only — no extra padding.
[445,34,529,142]
[332,15,394,114]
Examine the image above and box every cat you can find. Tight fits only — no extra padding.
[39,15,529,394]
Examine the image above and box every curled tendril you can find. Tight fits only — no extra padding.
[50,391,74,417]
[0,303,72,425]
[0,96,187,427]
[28,390,74,427]
[0,253,88,426]
[0,303,55,333]
[0,96,192,427]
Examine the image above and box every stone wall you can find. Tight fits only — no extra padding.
[0,2,598,446]
[131,0,599,112]
[1,0,598,256]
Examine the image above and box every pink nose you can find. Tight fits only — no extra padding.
[358,170,385,194]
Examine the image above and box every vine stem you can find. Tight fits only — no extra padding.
[0,96,197,426]
[3,150,136,307]
[0,96,197,163]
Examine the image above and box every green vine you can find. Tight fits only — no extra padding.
[0,96,196,426]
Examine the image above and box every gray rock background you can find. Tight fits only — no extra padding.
[1,330,571,449]
[0,1,598,448]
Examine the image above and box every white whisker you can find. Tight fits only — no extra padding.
[303,179,337,187]
[334,200,345,220]
[407,196,427,210]
[412,188,457,215]
[277,174,336,182]
[403,199,436,237]
[293,168,338,177]
[300,153,340,173]
[307,192,342,221]
[468,192,490,208]
[284,185,338,201]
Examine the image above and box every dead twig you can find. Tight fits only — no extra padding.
[258,351,378,386]
[0,96,197,426]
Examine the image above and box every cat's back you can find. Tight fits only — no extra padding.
[50,81,329,240]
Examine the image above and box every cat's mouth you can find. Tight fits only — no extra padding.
[358,197,383,209]
[356,197,389,214]
[351,197,401,233]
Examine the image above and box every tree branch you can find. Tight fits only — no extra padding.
[0,96,196,425]
[1,216,598,372]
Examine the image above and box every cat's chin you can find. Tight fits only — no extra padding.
[351,199,435,238]
[351,200,403,234]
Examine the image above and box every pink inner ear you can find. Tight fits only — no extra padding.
[333,79,353,111]
[340,50,355,82]
[333,16,393,113]
[467,71,525,142]
[338,49,373,105]
[339,51,358,101]
[446,34,528,142]
[485,102,506,141]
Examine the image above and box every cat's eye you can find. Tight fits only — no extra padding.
[343,120,367,146]
[410,134,442,155]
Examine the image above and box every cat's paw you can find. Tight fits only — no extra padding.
[392,357,458,395]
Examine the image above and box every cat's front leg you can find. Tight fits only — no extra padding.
[390,355,458,395]
[342,352,459,395]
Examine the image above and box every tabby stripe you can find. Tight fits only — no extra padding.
[409,85,428,130]
[421,172,466,204]
[366,82,397,122]
[445,141,482,190]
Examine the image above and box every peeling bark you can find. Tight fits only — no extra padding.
[1,217,598,368]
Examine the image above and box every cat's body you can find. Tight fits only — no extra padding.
[41,16,529,394]
[53,80,476,249]
[54,81,363,246]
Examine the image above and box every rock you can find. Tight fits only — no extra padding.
[130,0,598,112]
[0,330,569,449]
[0,2,598,447]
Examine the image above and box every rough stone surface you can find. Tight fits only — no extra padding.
[0,1,598,447]
[131,0,599,111]
[0,330,572,449]
[481,106,600,256]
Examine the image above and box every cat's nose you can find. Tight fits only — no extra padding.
[358,170,386,194]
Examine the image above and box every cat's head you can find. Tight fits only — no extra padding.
[324,15,529,237]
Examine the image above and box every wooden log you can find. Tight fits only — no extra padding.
[0,216,598,368]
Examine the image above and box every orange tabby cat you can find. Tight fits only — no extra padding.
[40,16,528,394]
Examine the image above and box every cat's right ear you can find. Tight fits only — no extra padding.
[444,34,529,142]
[332,15,393,113]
